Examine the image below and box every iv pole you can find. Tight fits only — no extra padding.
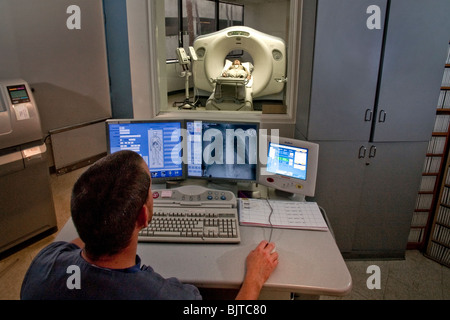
[173,47,198,109]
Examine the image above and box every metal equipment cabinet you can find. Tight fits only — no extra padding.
[296,0,450,258]
[0,80,57,255]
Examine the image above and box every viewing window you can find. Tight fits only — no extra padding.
[148,0,294,118]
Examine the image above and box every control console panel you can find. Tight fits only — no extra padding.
[152,185,236,208]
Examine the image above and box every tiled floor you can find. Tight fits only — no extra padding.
[322,251,450,300]
[0,166,449,300]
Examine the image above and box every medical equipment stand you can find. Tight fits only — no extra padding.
[173,67,198,110]
[173,47,198,110]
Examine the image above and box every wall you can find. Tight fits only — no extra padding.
[0,0,111,170]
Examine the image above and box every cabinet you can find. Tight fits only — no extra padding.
[296,0,450,257]
[313,140,427,255]
[303,0,386,142]
[352,142,427,253]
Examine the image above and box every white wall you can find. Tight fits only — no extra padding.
[0,2,21,79]
[0,0,111,170]
[0,0,111,133]
[244,0,290,41]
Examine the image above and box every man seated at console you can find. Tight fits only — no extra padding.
[20,150,278,300]
[222,59,251,80]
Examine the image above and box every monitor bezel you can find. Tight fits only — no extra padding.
[259,136,319,197]
[105,119,186,184]
[186,119,260,184]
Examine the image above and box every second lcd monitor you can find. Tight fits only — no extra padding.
[106,119,259,184]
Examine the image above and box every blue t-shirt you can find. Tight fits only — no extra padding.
[20,241,202,300]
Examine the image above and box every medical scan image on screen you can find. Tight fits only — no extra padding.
[266,142,308,181]
[187,121,258,182]
[107,121,183,180]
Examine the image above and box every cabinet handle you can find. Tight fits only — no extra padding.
[358,146,367,159]
[369,145,377,158]
[378,110,387,122]
[364,109,372,121]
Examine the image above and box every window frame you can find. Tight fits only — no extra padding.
[127,0,301,132]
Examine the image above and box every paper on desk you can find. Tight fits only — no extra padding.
[238,198,328,231]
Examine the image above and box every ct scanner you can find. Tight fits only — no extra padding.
[192,26,286,111]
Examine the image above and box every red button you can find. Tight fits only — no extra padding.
[152,192,160,199]
[267,177,274,183]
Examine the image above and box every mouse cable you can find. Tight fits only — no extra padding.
[266,186,274,243]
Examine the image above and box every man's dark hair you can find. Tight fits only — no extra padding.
[71,150,151,259]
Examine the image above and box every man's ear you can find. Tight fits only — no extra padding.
[137,206,149,228]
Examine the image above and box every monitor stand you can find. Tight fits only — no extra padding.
[274,189,305,202]
[151,183,168,190]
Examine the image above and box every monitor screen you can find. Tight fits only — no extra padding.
[106,120,184,183]
[7,84,30,104]
[266,142,308,181]
[259,137,319,197]
[186,120,259,183]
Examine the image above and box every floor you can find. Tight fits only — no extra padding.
[0,166,449,300]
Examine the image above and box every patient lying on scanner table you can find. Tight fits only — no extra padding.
[205,58,253,111]
[222,59,251,80]
[192,26,286,112]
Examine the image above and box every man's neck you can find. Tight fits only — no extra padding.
[82,235,139,270]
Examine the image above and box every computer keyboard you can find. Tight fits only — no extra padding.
[138,185,241,244]
[138,207,240,243]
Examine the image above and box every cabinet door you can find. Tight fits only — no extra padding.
[312,141,368,252]
[352,142,428,255]
[372,0,450,142]
[307,0,386,141]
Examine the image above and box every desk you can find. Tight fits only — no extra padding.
[56,214,352,298]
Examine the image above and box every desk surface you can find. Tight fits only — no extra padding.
[56,216,352,297]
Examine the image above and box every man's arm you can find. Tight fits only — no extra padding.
[236,241,279,300]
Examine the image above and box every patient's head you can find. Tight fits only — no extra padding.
[233,59,241,65]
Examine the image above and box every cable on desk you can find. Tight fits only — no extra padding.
[266,186,274,243]
[319,206,335,240]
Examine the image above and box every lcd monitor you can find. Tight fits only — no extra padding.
[106,119,185,183]
[259,136,319,197]
[186,120,259,183]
